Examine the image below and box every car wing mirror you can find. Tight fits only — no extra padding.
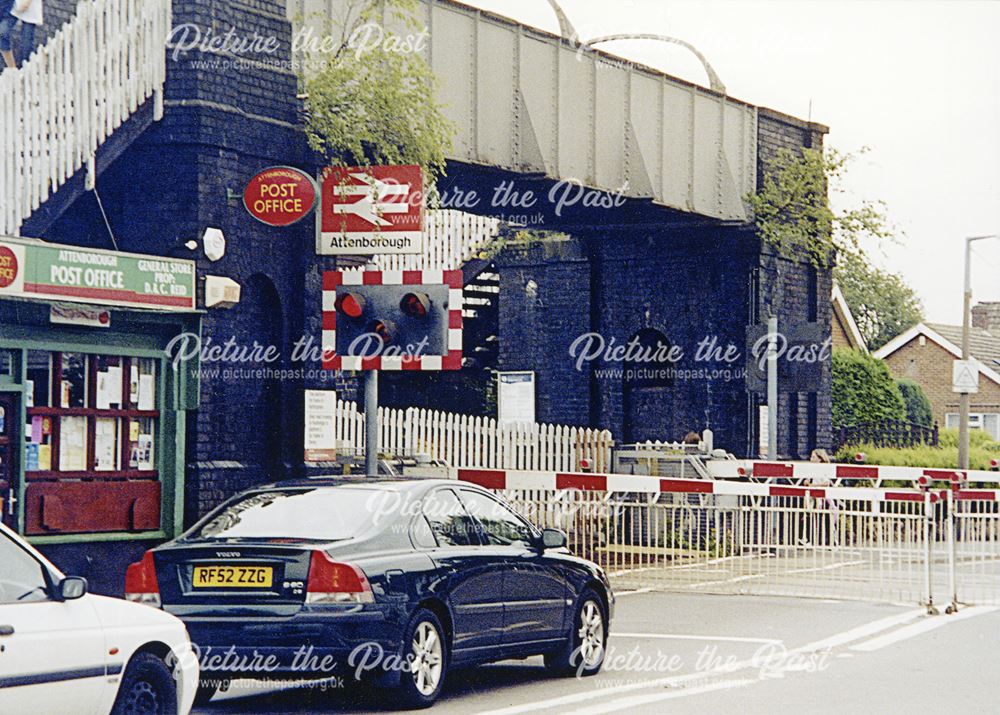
[58,576,88,601]
[541,528,567,550]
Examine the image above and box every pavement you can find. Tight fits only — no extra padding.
[192,591,1000,714]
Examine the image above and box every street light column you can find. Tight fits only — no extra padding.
[959,235,998,470]
[959,239,974,470]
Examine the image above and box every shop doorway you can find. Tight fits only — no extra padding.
[0,393,19,528]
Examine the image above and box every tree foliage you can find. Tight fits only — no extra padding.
[834,252,923,350]
[895,378,933,427]
[299,0,453,185]
[747,147,893,269]
[832,348,906,429]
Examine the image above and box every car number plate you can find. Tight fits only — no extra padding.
[192,565,273,588]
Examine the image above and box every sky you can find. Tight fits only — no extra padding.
[459,0,1000,324]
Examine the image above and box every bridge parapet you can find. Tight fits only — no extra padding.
[289,0,827,224]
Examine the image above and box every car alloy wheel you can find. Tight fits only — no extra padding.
[398,608,448,708]
[577,600,605,669]
[411,620,444,696]
[544,588,607,677]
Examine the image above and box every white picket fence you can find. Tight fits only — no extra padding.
[0,0,170,236]
[363,210,502,272]
[331,396,613,472]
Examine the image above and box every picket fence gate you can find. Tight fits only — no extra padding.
[330,396,613,472]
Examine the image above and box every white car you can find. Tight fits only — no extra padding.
[0,522,199,715]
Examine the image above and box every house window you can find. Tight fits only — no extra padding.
[945,413,1000,441]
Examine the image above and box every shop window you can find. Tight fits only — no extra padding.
[26,351,51,407]
[130,359,157,411]
[60,353,87,408]
[24,351,160,478]
[93,356,124,410]
[58,416,88,471]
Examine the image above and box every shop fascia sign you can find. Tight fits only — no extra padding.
[0,236,196,311]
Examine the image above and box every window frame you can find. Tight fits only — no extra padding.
[945,412,1000,441]
[24,351,160,480]
[456,487,540,549]
[421,487,482,548]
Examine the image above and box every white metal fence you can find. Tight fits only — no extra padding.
[0,0,170,235]
[362,210,502,272]
[331,397,613,472]
[469,473,1000,608]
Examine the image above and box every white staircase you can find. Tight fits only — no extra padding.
[365,210,502,272]
[0,0,171,236]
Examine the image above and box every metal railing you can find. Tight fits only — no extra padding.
[0,0,170,235]
[360,210,502,272]
[477,475,1000,609]
[833,419,939,451]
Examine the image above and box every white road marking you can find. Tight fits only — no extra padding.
[784,560,866,575]
[850,606,999,652]
[612,632,782,645]
[790,608,925,652]
[476,609,924,715]
[568,678,759,715]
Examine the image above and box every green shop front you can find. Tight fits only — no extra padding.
[0,236,200,552]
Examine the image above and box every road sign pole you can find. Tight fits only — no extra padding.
[959,238,973,470]
[365,369,379,476]
[959,234,998,469]
[767,316,778,460]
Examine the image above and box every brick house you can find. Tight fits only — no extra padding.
[873,304,1000,439]
[831,283,867,352]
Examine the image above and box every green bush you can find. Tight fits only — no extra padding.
[895,378,933,427]
[835,429,1000,472]
[937,428,1000,452]
[832,348,906,428]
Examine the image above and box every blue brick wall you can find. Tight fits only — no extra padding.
[496,110,833,459]
[36,0,331,525]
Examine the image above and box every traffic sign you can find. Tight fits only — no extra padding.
[952,359,980,394]
[320,165,424,255]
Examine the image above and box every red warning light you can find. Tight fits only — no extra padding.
[336,292,365,319]
[400,292,431,318]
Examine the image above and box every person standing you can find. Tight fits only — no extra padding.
[0,0,42,69]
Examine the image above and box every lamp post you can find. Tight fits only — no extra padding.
[959,235,998,469]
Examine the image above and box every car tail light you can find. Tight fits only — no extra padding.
[124,551,161,608]
[306,551,374,604]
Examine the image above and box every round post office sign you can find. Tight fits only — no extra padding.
[243,166,318,227]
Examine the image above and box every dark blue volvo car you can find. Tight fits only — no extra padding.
[124,478,613,708]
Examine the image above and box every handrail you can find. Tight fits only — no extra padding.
[361,210,502,272]
[0,0,171,236]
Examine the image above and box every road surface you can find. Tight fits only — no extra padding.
[194,591,999,714]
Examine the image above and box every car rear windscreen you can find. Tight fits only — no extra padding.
[189,488,381,541]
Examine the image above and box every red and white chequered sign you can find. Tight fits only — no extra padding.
[321,269,463,371]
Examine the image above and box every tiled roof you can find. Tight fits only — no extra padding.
[927,323,1000,369]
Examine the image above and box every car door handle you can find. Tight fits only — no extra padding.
[0,625,14,637]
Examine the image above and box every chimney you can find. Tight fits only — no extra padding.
[971,302,1000,335]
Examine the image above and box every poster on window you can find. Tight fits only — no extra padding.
[59,416,87,471]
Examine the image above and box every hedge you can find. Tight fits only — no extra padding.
[832,348,906,429]
[896,378,933,427]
